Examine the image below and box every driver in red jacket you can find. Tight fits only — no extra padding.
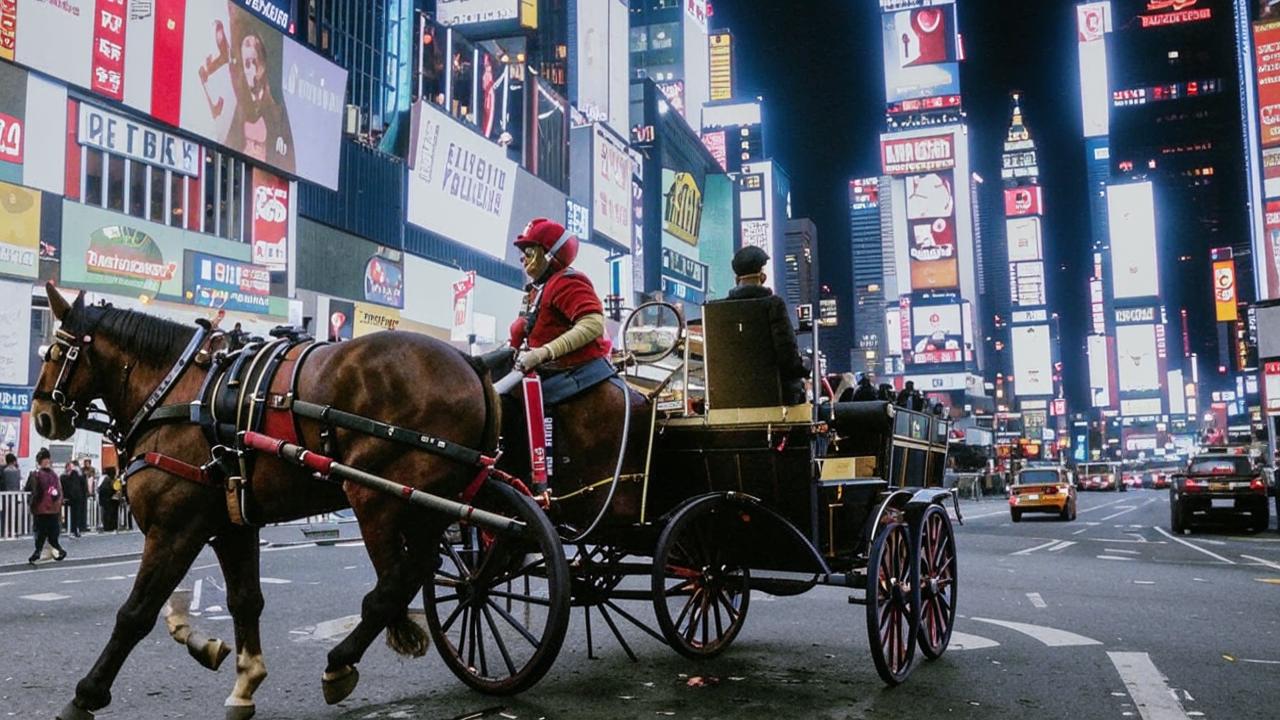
[508,218,611,372]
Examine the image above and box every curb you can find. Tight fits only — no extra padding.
[0,551,144,575]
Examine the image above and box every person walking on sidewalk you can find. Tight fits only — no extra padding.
[61,461,88,538]
[25,448,67,564]
[2,453,20,536]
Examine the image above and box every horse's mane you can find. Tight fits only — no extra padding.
[71,305,197,369]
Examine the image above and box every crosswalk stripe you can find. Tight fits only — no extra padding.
[971,617,1102,647]
[1108,651,1192,720]
[1012,540,1060,556]
[1048,541,1075,552]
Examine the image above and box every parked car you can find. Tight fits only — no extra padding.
[1170,447,1270,533]
[1077,462,1123,491]
[1009,466,1077,522]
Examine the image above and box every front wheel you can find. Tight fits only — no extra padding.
[423,482,571,695]
[914,506,956,660]
[866,521,918,686]
[1010,509,1022,523]
[652,498,751,659]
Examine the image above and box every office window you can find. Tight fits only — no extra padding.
[128,159,146,218]
[106,154,125,212]
[170,172,185,228]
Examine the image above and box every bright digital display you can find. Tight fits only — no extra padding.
[1006,217,1043,262]
[1077,3,1112,138]
[1088,334,1112,408]
[1012,324,1054,398]
[1004,186,1043,217]
[1116,324,1161,393]
[880,4,960,104]
[1010,261,1046,307]
[1107,182,1160,300]
[910,302,964,365]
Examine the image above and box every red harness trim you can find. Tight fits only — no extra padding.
[135,452,221,489]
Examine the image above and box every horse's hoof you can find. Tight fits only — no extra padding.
[187,633,231,671]
[321,665,359,705]
[224,704,256,720]
[56,701,94,720]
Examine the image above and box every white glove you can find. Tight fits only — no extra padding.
[516,346,553,372]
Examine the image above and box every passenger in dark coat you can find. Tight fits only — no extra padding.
[852,374,878,401]
[896,380,916,408]
[60,462,88,538]
[98,468,120,532]
[720,246,808,405]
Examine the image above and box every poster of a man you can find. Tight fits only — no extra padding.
[188,3,296,172]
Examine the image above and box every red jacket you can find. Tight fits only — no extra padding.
[26,467,64,516]
[509,269,611,368]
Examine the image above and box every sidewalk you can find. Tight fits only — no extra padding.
[0,517,363,574]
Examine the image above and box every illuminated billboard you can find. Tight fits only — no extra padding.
[571,0,629,132]
[1107,182,1160,300]
[1006,217,1043,262]
[1138,0,1210,29]
[1012,324,1054,397]
[1211,247,1237,322]
[709,31,733,102]
[1004,186,1043,217]
[885,306,904,357]
[1010,261,1047,307]
[1088,334,1113,408]
[880,4,960,104]
[1116,323,1161,393]
[909,216,959,290]
[1257,21,1280,149]
[593,125,636,246]
[1168,368,1186,415]
[739,161,776,290]
[910,302,964,365]
[701,101,761,130]
[1077,2,1112,138]
[881,134,956,176]
[1265,200,1280,300]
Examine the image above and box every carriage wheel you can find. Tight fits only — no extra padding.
[865,521,919,686]
[651,500,751,659]
[423,481,571,695]
[914,505,956,660]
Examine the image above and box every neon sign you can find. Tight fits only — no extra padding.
[1140,0,1210,28]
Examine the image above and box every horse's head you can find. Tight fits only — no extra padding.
[32,283,105,440]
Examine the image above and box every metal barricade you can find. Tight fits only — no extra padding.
[0,491,135,540]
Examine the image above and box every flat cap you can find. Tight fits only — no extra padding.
[732,246,769,276]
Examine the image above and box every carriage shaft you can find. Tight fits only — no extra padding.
[241,431,526,535]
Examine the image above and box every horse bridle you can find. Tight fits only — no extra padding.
[33,315,211,450]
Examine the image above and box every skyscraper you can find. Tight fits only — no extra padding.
[850,178,886,375]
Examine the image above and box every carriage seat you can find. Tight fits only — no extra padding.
[702,297,802,411]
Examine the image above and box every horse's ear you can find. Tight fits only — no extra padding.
[46,282,71,321]
[71,290,85,313]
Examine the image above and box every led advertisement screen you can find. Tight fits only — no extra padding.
[1264,200,1280,300]
[438,0,523,26]
[593,125,635,246]
[407,100,518,258]
[1010,261,1046,307]
[1256,20,1280,147]
[1006,217,1043,262]
[906,171,958,291]
[1168,368,1186,416]
[910,302,964,365]
[881,134,956,176]
[1107,182,1160,300]
[1212,250,1238,322]
[881,5,959,104]
[1116,323,1161,393]
[1012,324,1054,397]
[1088,333,1112,408]
[571,0,628,132]
[1077,2,1112,138]
[885,307,904,357]
[1004,186,1044,217]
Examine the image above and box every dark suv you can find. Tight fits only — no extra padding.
[1170,450,1270,533]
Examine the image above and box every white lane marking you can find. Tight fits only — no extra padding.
[1134,580,1156,585]
[1079,497,1136,515]
[1097,555,1136,561]
[962,509,1014,520]
[1108,651,1192,720]
[192,579,203,613]
[1026,592,1047,608]
[949,631,1000,650]
[1241,554,1280,571]
[1153,527,1235,564]
[1104,548,1141,555]
[1240,658,1280,665]
[0,581,13,588]
[1099,506,1139,521]
[20,592,70,601]
[293,614,362,643]
[1048,541,1076,552]
[1083,538,1166,545]
[260,577,292,585]
[262,543,316,553]
[971,617,1102,647]
[1012,540,1061,556]
[1073,527,1090,535]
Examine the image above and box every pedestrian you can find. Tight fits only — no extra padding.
[99,468,119,532]
[877,383,895,402]
[852,373,878,401]
[80,458,98,531]
[896,380,916,408]
[61,461,88,537]
[2,452,20,537]
[25,448,67,564]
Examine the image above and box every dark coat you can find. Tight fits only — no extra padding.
[61,470,87,504]
[725,284,808,404]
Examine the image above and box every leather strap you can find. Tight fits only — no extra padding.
[125,452,221,490]
[118,327,209,452]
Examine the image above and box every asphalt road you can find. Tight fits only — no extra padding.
[2,490,1279,720]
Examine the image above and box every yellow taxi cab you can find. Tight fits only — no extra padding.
[1009,466,1077,522]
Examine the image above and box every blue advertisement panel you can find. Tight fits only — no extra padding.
[183,251,273,315]
[0,384,31,416]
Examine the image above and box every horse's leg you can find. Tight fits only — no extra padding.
[210,527,268,720]
[163,586,232,671]
[58,525,210,720]
[321,500,441,705]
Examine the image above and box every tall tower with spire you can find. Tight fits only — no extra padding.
[999,93,1065,454]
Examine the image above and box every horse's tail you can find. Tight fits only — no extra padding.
[465,355,502,456]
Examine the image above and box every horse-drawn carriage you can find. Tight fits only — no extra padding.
[33,287,957,720]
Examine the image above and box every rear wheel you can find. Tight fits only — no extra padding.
[1058,502,1071,521]
[1010,509,1022,523]
[866,521,918,686]
[652,499,751,659]
[914,506,956,660]
[1250,507,1270,534]
[1069,499,1078,521]
[1170,497,1185,534]
[423,482,571,695]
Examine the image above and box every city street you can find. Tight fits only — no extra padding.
[2,491,1279,720]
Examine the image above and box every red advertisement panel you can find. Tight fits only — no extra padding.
[90,0,127,101]
[0,0,15,62]
[1004,186,1043,217]
[150,0,187,127]
[1255,21,1280,148]
[0,110,20,164]
[251,168,289,271]
[1266,200,1280,300]
[881,133,955,175]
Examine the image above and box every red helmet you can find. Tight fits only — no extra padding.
[514,218,579,270]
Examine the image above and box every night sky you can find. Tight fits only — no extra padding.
[712,0,1092,406]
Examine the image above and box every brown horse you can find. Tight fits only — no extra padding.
[33,284,498,720]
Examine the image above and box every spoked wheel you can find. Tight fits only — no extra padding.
[865,521,919,686]
[423,482,570,695]
[914,505,956,660]
[652,499,751,659]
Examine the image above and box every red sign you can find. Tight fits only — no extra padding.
[1257,21,1280,148]
[1052,398,1067,417]
[251,169,289,272]
[1266,201,1280,301]
[0,0,15,62]
[1140,0,1210,28]
[701,130,727,171]
[1265,361,1280,413]
[0,110,21,164]
[1003,186,1043,217]
[90,0,128,101]
[881,134,955,176]
[887,95,962,116]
